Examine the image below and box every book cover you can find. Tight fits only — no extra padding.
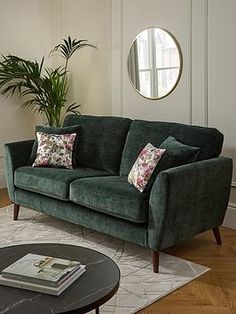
[0,265,86,296]
[2,253,81,287]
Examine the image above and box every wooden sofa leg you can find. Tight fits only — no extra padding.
[212,226,222,245]
[151,250,159,273]
[13,204,20,221]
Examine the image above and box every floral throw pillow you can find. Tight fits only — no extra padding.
[32,132,77,169]
[28,125,80,166]
[128,143,166,192]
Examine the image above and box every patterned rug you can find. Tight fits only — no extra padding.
[0,206,209,313]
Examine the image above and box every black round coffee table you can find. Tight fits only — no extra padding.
[0,243,120,313]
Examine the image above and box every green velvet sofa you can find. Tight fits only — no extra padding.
[4,115,233,272]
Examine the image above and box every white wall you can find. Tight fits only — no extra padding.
[0,0,54,187]
[59,0,111,116]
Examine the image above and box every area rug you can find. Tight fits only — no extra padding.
[0,206,209,313]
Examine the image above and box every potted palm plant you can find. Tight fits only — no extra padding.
[0,36,96,127]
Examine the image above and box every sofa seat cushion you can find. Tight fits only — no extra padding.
[69,176,149,223]
[14,166,112,201]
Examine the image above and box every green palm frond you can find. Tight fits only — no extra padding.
[50,36,97,62]
[0,36,96,127]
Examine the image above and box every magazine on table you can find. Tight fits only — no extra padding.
[1,253,84,287]
[0,265,86,296]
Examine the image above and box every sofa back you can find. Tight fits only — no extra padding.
[63,115,132,174]
[120,119,223,175]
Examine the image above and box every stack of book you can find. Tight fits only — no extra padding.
[0,253,86,295]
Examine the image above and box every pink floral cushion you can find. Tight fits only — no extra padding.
[128,143,166,192]
[32,132,77,169]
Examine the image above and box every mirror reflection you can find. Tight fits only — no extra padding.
[127,27,182,99]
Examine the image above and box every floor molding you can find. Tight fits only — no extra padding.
[223,204,236,230]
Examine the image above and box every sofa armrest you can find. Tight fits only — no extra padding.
[4,140,34,202]
[148,156,233,251]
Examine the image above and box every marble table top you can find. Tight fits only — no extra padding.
[0,243,120,313]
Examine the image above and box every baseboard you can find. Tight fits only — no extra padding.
[223,204,236,230]
[0,170,6,189]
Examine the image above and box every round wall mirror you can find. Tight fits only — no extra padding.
[127,27,183,99]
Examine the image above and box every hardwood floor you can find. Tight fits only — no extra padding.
[0,188,11,207]
[0,188,236,313]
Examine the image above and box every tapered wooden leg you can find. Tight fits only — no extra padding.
[212,226,222,245]
[151,249,159,273]
[13,204,20,221]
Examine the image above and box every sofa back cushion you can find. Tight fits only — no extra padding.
[63,115,132,174]
[120,119,223,175]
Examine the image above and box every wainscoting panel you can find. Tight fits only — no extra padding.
[111,0,192,123]
[191,0,208,127]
